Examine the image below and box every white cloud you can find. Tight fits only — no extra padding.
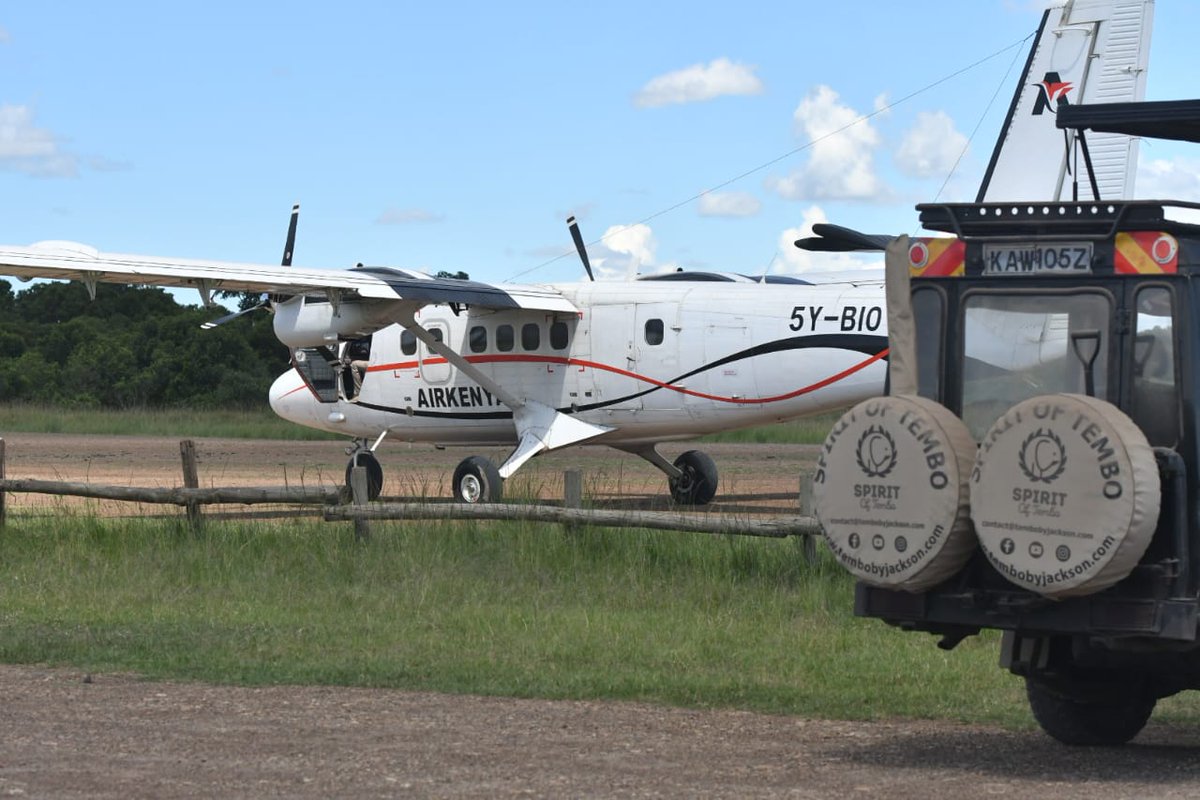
[895,111,968,179]
[697,190,761,217]
[375,207,444,224]
[592,223,675,279]
[1137,157,1200,199]
[0,104,77,177]
[0,26,9,44]
[1136,157,1200,224]
[768,85,885,202]
[633,58,763,108]
[773,205,882,275]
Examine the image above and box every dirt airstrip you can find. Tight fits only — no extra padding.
[3,434,1200,798]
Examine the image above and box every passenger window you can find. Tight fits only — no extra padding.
[550,321,569,350]
[522,323,540,351]
[644,318,664,346]
[469,326,487,353]
[401,330,417,356]
[497,324,514,352]
[1131,286,1178,446]
[430,328,443,344]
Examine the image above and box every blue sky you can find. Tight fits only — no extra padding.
[2,1,1199,292]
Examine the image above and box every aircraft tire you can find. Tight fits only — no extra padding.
[345,450,384,501]
[1026,676,1155,746]
[669,450,718,506]
[453,456,503,504]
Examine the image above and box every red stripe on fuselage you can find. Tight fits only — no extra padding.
[366,348,888,405]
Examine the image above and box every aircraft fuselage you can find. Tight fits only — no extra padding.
[269,279,889,447]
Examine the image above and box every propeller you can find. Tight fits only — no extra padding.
[567,216,595,282]
[794,223,893,252]
[201,203,299,330]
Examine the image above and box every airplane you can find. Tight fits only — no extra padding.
[0,0,1154,506]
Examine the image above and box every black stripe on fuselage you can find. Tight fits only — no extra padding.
[352,333,888,421]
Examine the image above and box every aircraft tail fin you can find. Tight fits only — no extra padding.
[976,0,1154,202]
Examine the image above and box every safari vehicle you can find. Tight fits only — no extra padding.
[809,100,1200,745]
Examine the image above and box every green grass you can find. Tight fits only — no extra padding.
[0,402,839,444]
[0,403,338,440]
[6,514,1200,728]
[700,412,842,445]
[0,514,1035,726]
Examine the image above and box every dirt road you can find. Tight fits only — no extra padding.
[3,665,1200,799]
[0,432,816,515]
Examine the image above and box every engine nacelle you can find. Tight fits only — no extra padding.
[272,296,398,347]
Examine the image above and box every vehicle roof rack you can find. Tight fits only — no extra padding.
[917,200,1200,240]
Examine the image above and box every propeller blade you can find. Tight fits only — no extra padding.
[281,203,299,266]
[794,223,893,253]
[199,302,267,330]
[567,216,595,282]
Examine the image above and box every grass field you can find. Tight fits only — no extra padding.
[0,403,840,445]
[0,403,339,440]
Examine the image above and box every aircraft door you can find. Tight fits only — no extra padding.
[681,308,754,416]
[585,304,642,411]
[634,302,681,412]
[420,320,452,384]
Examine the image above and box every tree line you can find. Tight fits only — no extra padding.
[0,280,288,408]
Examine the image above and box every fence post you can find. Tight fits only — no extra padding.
[562,468,583,534]
[179,439,203,534]
[798,473,816,563]
[0,438,6,529]
[350,465,371,542]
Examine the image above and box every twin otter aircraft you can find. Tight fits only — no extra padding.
[0,0,1152,504]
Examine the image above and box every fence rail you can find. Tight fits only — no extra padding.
[0,437,822,550]
[323,502,819,538]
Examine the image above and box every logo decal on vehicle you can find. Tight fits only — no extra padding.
[1019,427,1067,484]
[856,424,897,478]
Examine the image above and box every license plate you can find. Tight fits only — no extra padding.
[982,242,1093,275]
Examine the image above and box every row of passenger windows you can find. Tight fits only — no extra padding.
[401,321,572,356]
[399,318,667,356]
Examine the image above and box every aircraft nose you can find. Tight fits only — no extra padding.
[269,369,315,425]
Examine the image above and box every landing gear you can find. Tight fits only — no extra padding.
[1025,676,1156,746]
[345,449,384,501]
[668,450,719,506]
[619,444,720,506]
[452,456,503,504]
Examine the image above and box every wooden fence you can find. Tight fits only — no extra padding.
[0,438,823,554]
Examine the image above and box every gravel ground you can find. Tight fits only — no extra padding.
[4,665,1200,799]
[4,434,1200,797]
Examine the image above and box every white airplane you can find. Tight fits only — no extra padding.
[0,0,1154,505]
[0,225,889,505]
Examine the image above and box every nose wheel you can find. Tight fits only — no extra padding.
[452,456,503,504]
[345,449,384,501]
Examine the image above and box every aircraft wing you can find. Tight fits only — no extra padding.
[0,240,577,313]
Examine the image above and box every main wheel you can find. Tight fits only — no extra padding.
[345,450,384,501]
[668,450,718,506]
[1026,677,1156,746]
[452,456,503,504]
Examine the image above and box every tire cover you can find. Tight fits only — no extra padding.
[814,395,977,592]
[970,394,1160,599]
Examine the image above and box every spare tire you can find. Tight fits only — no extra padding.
[970,394,1160,599]
[813,395,977,592]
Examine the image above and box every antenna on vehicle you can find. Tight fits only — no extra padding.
[567,216,595,282]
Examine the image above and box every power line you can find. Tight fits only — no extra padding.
[507,29,1036,282]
